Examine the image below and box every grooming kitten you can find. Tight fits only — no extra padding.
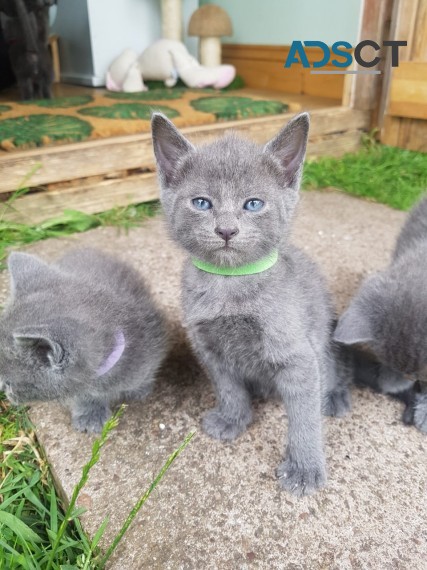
[152,112,351,496]
[334,196,427,433]
[0,248,167,432]
[0,0,55,100]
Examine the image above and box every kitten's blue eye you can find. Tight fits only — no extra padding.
[244,199,264,212]
[192,198,212,211]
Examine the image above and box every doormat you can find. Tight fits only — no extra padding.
[0,88,288,151]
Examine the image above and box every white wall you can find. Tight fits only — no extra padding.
[200,0,363,46]
[88,0,161,84]
[54,0,198,87]
[53,0,94,84]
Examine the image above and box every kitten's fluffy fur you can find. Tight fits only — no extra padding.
[152,112,351,496]
[334,196,427,433]
[0,248,167,432]
[0,0,55,100]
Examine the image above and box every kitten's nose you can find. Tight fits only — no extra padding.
[215,227,239,242]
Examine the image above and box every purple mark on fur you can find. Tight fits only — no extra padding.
[97,330,125,376]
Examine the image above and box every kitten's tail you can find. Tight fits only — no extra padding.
[15,0,38,54]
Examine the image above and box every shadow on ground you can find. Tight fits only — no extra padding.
[1,190,426,570]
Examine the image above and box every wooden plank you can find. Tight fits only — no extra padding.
[381,115,427,151]
[412,0,427,60]
[381,115,401,145]
[351,0,393,113]
[48,35,61,84]
[1,127,365,225]
[374,0,402,129]
[388,62,427,120]
[0,107,370,193]
[302,72,346,99]
[380,0,427,147]
[405,118,427,151]
[222,43,346,98]
[222,56,303,93]
[1,172,159,224]
[223,44,351,66]
[222,44,343,63]
[308,130,363,158]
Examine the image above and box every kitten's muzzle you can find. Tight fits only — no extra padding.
[215,226,239,243]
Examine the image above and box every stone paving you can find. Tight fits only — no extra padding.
[1,190,426,570]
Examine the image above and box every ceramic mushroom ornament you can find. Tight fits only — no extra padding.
[188,4,233,67]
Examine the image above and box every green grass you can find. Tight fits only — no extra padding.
[0,394,94,569]
[303,139,427,211]
[0,195,192,569]
[0,395,194,569]
[0,201,159,269]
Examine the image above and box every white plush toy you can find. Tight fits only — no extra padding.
[106,40,236,92]
[106,48,147,93]
[138,39,235,89]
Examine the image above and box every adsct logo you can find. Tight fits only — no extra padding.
[284,40,407,74]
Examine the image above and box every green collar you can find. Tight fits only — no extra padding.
[192,250,279,276]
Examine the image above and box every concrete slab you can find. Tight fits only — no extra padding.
[2,190,426,570]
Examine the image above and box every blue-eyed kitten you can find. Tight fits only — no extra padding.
[0,248,167,433]
[151,112,351,496]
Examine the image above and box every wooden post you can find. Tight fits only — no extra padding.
[346,0,394,129]
[48,34,60,83]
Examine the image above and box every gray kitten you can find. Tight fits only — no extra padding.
[334,196,427,433]
[151,112,351,496]
[0,248,167,433]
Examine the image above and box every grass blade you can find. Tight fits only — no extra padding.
[45,406,125,570]
[97,431,195,569]
[49,487,58,535]
[90,517,109,551]
[0,510,42,543]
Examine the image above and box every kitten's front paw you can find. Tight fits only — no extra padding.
[323,387,351,418]
[120,383,153,402]
[413,393,427,434]
[202,409,250,441]
[276,457,326,497]
[72,406,111,434]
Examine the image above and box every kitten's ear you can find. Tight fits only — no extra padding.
[8,252,50,296]
[151,112,195,187]
[13,328,64,368]
[334,305,373,345]
[263,112,310,188]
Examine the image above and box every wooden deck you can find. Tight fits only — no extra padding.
[0,97,369,224]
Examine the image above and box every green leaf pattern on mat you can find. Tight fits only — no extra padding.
[21,95,94,108]
[78,103,180,120]
[0,104,11,114]
[191,96,286,120]
[0,115,93,147]
[105,89,188,101]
